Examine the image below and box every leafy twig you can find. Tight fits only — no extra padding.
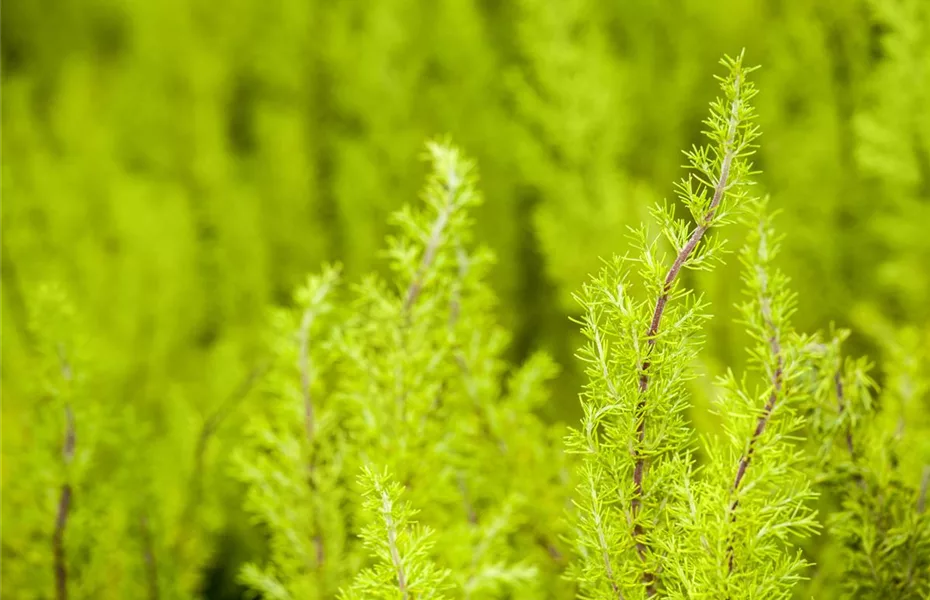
[633,63,745,597]
[53,347,75,600]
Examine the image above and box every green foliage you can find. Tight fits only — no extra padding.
[667,206,818,599]
[230,141,570,600]
[4,1,930,596]
[564,55,827,600]
[340,467,451,600]
[234,266,344,599]
[806,328,930,599]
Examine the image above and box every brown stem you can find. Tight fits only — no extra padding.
[918,466,930,515]
[633,74,743,596]
[174,366,265,556]
[54,349,75,600]
[140,515,159,600]
[382,491,408,600]
[589,481,625,600]
[536,534,566,565]
[298,306,327,570]
[833,366,868,492]
[834,370,856,458]
[403,182,459,313]
[299,311,318,446]
[53,483,72,600]
[726,295,784,574]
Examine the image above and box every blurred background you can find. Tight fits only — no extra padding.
[3,0,928,597]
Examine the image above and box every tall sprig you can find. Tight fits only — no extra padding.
[566,53,759,599]
[339,467,451,600]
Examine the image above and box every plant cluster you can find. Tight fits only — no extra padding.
[4,52,929,600]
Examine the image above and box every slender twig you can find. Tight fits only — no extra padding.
[918,466,930,514]
[53,483,72,600]
[140,515,160,600]
[632,73,743,596]
[381,490,408,600]
[834,370,856,458]
[299,302,326,569]
[299,277,338,445]
[174,366,266,556]
[54,347,75,600]
[833,365,868,492]
[589,479,626,600]
[396,181,461,425]
[903,465,930,591]
[726,265,784,575]
[403,180,460,313]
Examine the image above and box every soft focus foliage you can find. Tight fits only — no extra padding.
[3,1,930,599]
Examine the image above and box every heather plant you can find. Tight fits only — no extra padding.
[806,329,930,599]
[3,290,245,600]
[565,53,775,598]
[5,14,930,595]
[560,50,928,600]
[1,283,102,599]
[234,141,571,599]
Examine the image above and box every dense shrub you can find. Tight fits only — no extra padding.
[3,1,930,598]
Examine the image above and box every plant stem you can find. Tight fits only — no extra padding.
[53,483,72,600]
[834,370,857,458]
[299,278,337,445]
[726,260,784,574]
[633,72,743,597]
[298,282,335,571]
[381,489,408,600]
[174,366,265,557]
[140,514,160,600]
[54,348,75,600]
[403,179,460,313]
[590,478,626,600]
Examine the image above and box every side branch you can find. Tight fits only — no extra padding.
[632,74,743,597]
[726,298,784,574]
[833,362,866,494]
[381,492,409,600]
[298,282,335,570]
[589,480,626,600]
[53,483,72,600]
[141,515,160,600]
[403,181,460,312]
[54,350,76,600]
[834,370,856,458]
[298,275,337,446]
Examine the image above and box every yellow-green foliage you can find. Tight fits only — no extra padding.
[3,1,930,599]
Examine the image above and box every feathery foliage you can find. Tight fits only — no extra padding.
[339,467,451,600]
[565,53,764,599]
[232,140,570,599]
[5,19,930,596]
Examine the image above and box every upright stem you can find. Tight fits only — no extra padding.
[381,490,408,600]
[834,370,856,458]
[174,367,265,557]
[298,280,335,571]
[726,262,784,574]
[53,483,72,600]
[918,466,930,515]
[590,479,626,600]
[54,348,75,600]
[833,363,868,492]
[403,180,460,313]
[140,515,160,600]
[632,74,743,597]
[398,181,460,425]
[298,306,318,456]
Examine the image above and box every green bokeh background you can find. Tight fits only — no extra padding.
[3,0,928,597]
